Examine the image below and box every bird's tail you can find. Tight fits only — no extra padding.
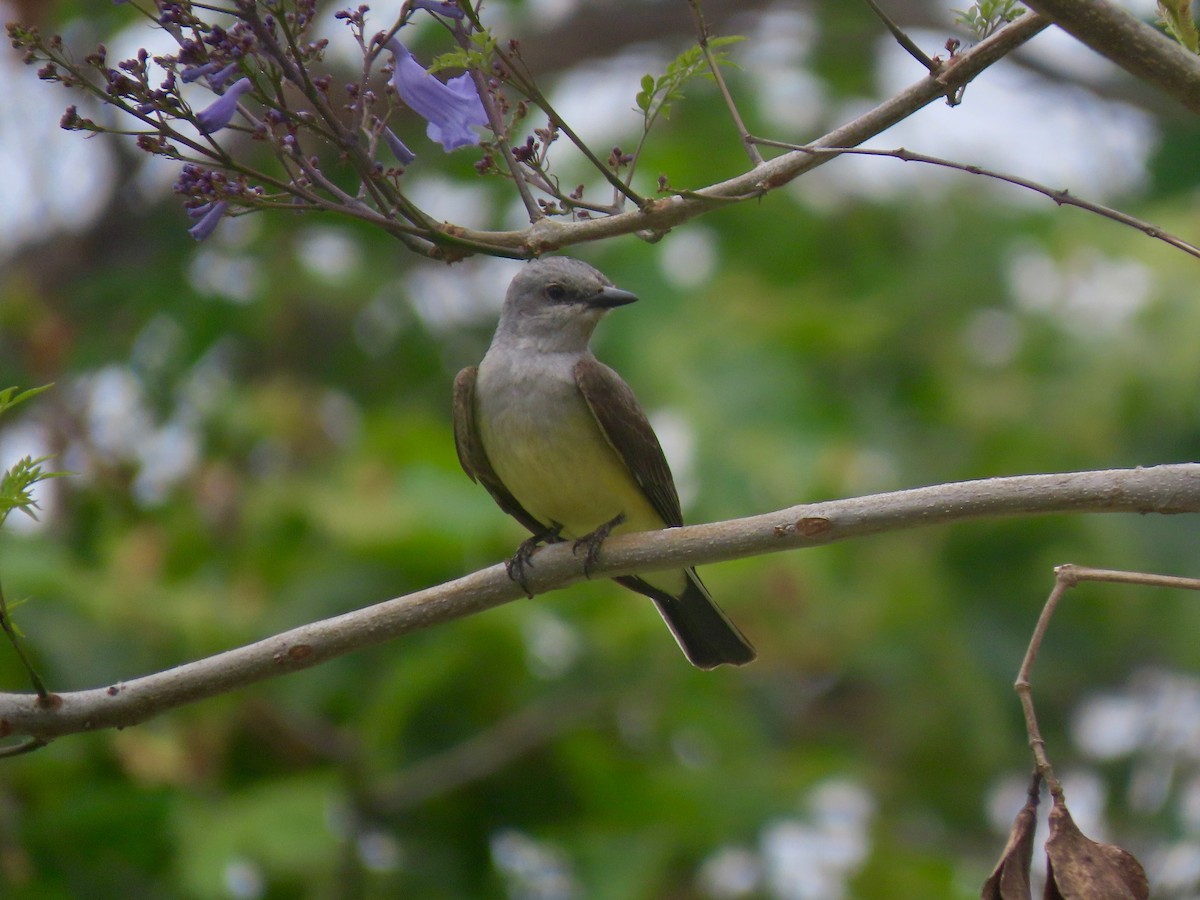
[617,570,755,669]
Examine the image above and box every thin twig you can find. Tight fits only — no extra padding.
[1055,563,1200,592]
[752,140,1200,261]
[1013,564,1200,797]
[455,24,544,222]
[542,95,649,209]
[247,7,428,240]
[686,0,763,166]
[453,12,1050,254]
[1014,574,1070,796]
[0,580,50,702]
[862,0,938,72]
[0,738,49,759]
[496,44,647,208]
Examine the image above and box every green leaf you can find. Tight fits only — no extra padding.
[635,73,655,112]
[0,385,66,529]
[637,36,745,124]
[0,384,53,417]
[954,0,1024,39]
[1159,0,1200,53]
[428,29,497,74]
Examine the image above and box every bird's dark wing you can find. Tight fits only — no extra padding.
[573,357,683,528]
[452,366,547,536]
[574,359,756,669]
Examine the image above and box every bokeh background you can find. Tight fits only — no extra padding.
[3,0,1200,897]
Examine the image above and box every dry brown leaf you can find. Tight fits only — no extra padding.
[981,773,1038,900]
[1044,796,1148,900]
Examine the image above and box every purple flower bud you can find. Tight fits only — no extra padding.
[195,77,253,134]
[383,127,416,165]
[208,62,241,92]
[181,61,219,83]
[385,38,487,152]
[186,201,229,240]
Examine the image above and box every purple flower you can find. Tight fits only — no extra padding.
[383,127,416,165]
[208,62,241,92]
[181,61,220,83]
[195,77,252,134]
[187,201,228,240]
[386,38,487,152]
[410,0,465,17]
[182,61,240,91]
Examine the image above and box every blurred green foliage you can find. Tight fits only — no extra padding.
[3,2,1200,898]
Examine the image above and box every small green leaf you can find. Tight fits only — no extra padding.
[1158,0,1200,53]
[428,48,475,73]
[0,384,53,417]
[635,73,655,112]
[638,36,744,124]
[954,0,1024,39]
[0,386,67,529]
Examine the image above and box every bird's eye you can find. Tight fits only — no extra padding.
[545,283,567,302]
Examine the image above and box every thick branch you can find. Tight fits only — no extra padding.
[1,462,1198,743]
[1021,0,1200,113]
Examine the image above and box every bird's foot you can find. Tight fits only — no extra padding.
[506,522,563,597]
[572,513,625,577]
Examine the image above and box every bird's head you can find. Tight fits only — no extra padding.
[496,257,638,352]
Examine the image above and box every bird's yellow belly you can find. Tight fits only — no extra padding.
[480,402,663,539]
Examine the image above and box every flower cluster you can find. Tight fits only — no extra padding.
[8,0,650,256]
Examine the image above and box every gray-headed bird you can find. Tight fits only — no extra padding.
[453,257,755,669]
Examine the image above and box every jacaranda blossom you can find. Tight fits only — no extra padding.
[186,201,228,240]
[385,38,487,152]
[410,0,465,17]
[195,77,253,134]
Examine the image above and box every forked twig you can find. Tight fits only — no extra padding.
[686,0,763,166]
[753,140,1200,261]
[1014,564,1200,795]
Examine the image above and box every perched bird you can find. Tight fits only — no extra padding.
[453,257,755,669]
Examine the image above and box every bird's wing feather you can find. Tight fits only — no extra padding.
[452,366,547,535]
[573,357,683,528]
[616,572,755,668]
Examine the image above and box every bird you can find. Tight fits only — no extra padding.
[452,256,755,669]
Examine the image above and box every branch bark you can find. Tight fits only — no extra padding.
[1021,0,1200,113]
[1,462,1198,744]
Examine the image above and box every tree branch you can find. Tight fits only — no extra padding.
[1020,0,1200,113]
[454,11,1050,254]
[361,692,607,815]
[1,462,1198,745]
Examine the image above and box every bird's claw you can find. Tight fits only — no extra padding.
[572,513,625,577]
[506,523,563,597]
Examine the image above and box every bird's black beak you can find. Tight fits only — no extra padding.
[587,286,638,309]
